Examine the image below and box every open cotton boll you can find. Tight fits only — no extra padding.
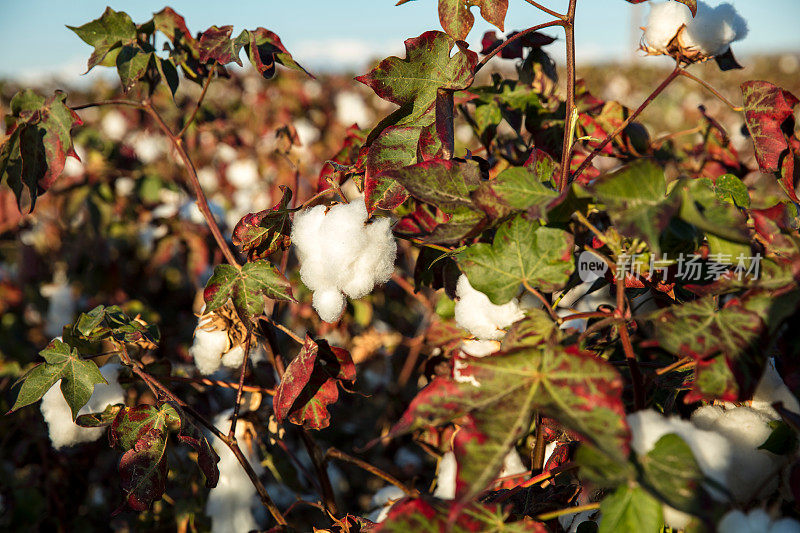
[643,1,692,51]
[225,159,260,189]
[335,92,371,127]
[41,270,75,339]
[100,110,127,141]
[682,2,748,56]
[291,201,396,323]
[40,364,125,449]
[206,410,264,533]
[190,316,229,375]
[499,449,527,477]
[752,359,800,417]
[454,275,524,340]
[718,509,800,533]
[461,339,501,358]
[433,451,457,500]
[221,346,245,369]
[131,134,166,164]
[365,485,405,523]
[627,410,732,500]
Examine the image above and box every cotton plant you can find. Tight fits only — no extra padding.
[641,1,748,63]
[189,307,262,375]
[290,201,396,323]
[453,274,525,340]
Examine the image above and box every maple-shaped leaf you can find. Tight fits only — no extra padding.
[438,0,508,41]
[457,215,574,304]
[273,336,355,430]
[741,81,799,173]
[242,28,311,79]
[68,304,160,346]
[1,90,82,211]
[376,497,545,532]
[232,185,293,260]
[592,160,679,257]
[76,404,124,428]
[684,356,739,403]
[198,25,246,66]
[357,31,477,212]
[169,402,220,488]
[8,339,106,420]
[473,153,559,220]
[598,485,663,533]
[625,0,697,16]
[203,259,295,323]
[67,7,138,71]
[389,344,629,500]
[110,404,179,512]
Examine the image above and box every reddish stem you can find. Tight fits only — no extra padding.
[557,0,578,192]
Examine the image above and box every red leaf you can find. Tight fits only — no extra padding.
[741,81,799,173]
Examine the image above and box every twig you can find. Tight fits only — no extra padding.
[536,502,600,521]
[326,448,420,497]
[573,211,608,248]
[532,412,546,471]
[522,0,565,19]
[177,69,215,138]
[679,69,743,112]
[571,65,681,181]
[557,0,578,192]
[655,356,695,376]
[264,317,305,345]
[474,20,564,74]
[616,275,645,410]
[143,100,240,268]
[229,330,253,438]
[391,272,433,312]
[299,429,339,516]
[71,99,145,110]
[522,280,559,322]
[161,375,275,395]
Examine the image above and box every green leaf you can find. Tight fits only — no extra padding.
[473,161,559,220]
[242,28,311,79]
[458,215,574,304]
[758,421,798,455]
[712,174,750,208]
[8,339,107,419]
[599,485,663,533]
[68,305,160,346]
[232,185,293,259]
[116,45,153,93]
[592,160,678,257]
[435,0,508,40]
[384,158,482,213]
[678,178,750,244]
[67,7,137,72]
[76,403,124,428]
[640,433,705,515]
[203,259,295,323]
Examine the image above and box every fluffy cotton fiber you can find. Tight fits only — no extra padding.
[189,314,250,375]
[206,410,265,533]
[40,363,125,449]
[454,275,524,340]
[643,1,747,57]
[718,509,800,533]
[291,201,396,323]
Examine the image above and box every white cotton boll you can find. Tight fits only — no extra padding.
[644,1,692,51]
[690,404,725,430]
[313,289,347,323]
[365,485,405,523]
[226,159,260,189]
[752,359,800,418]
[190,317,229,375]
[717,509,800,533]
[40,364,125,449]
[291,202,397,323]
[335,92,371,127]
[215,144,238,163]
[293,118,320,148]
[41,270,75,339]
[663,506,693,530]
[131,134,166,164]
[627,410,733,500]
[114,177,135,197]
[461,340,500,358]
[682,2,748,56]
[454,275,524,341]
[433,451,457,500]
[197,167,219,193]
[206,410,264,533]
[221,346,245,369]
[499,449,527,477]
[101,110,127,141]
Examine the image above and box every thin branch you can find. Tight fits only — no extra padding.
[537,503,600,521]
[679,69,742,112]
[264,317,305,345]
[616,275,645,410]
[229,330,253,439]
[143,101,241,268]
[571,65,681,181]
[71,99,145,111]
[299,430,339,516]
[557,0,578,192]
[474,20,564,74]
[178,69,215,138]
[573,211,608,248]
[161,374,275,395]
[391,272,433,312]
[326,448,420,497]
[522,280,559,322]
[522,0,565,19]
[532,412,546,471]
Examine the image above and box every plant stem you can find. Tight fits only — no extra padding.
[161,375,275,395]
[474,20,564,74]
[522,0,565,19]
[616,275,645,410]
[391,272,433,312]
[229,330,252,439]
[523,280,559,322]
[326,448,420,497]
[537,502,600,521]
[143,100,241,268]
[264,317,305,345]
[71,99,145,110]
[679,69,742,111]
[178,69,215,138]
[557,0,578,192]
[299,429,339,517]
[532,412,546,471]
[571,65,681,181]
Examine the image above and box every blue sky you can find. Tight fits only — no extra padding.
[1,0,798,82]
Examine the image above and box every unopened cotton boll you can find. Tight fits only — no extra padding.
[718,509,800,533]
[454,275,524,340]
[291,201,396,323]
[206,410,264,533]
[225,159,260,189]
[40,364,125,449]
[190,316,229,375]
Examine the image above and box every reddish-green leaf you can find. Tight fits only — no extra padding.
[67,7,137,71]
[243,28,311,79]
[458,215,574,304]
[376,497,544,532]
[198,25,245,66]
[473,153,559,220]
[273,336,355,430]
[8,339,107,420]
[741,81,799,173]
[232,186,293,260]
[170,403,220,488]
[383,158,482,212]
[203,259,295,323]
